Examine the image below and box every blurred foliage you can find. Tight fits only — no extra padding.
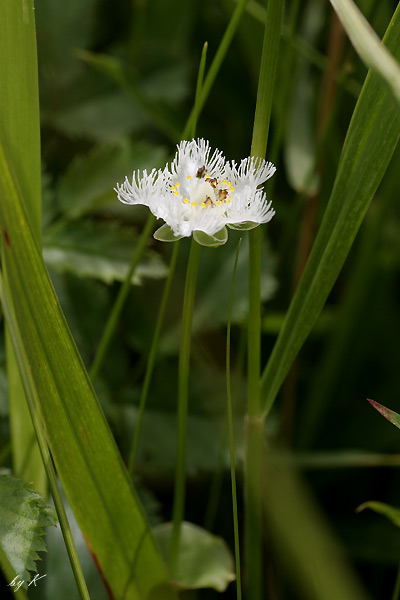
[1,0,400,597]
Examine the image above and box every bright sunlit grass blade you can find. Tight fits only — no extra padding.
[0,141,176,600]
[0,0,45,495]
[261,4,400,417]
[329,0,400,107]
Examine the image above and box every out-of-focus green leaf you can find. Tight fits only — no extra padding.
[0,470,56,588]
[263,457,370,600]
[153,522,235,592]
[357,501,400,529]
[57,141,167,219]
[43,220,168,285]
[284,0,323,194]
[367,399,400,430]
[330,0,400,107]
[261,4,400,416]
[0,140,176,599]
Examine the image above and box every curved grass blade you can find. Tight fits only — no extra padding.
[0,141,176,600]
[261,4,400,417]
[329,0,400,107]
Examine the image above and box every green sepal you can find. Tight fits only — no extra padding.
[193,227,228,247]
[227,221,259,231]
[153,224,184,242]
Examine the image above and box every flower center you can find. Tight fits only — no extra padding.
[170,165,234,210]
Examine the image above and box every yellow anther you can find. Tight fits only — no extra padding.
[183,198,189,203]
[230,186,235,191]
[191,201,196,207]
[222,179,227,184]
[228,199,231,204]
[227,181,231,187]
[205,173,210,178]
[176,182,180,187]
[171,185,176,191]
[201,202,206,208]
[187,175,191,180]
[174,191,179,196]
[217,200,222,206]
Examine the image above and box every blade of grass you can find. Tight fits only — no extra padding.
[246,0,284,597]
[329,0,400,107]
[0,273,90,600]
[261,4,400,418]
[226,239,242,600]
[0,139,176,600]
[0,0,45,495]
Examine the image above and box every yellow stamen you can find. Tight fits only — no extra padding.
[174,191,179,196]
[171,185,176,191]
[230,186,235,191]
[176,182,180,187]
[183,198,189,203]
[201,202,206,208]
[191,201,196,207]
[187,175,191,180]
[217,200,222,206]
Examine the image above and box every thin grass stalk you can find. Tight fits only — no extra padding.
[245,0,284,597]
[226,238,243,600]
[89,214,155,382]
[169,239,202,575]
[128,241,180,473]
[392,565,400,600]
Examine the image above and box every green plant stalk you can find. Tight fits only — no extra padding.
[128,241,180,473]
[245,0,284,598]
[89,214,155,382]
[226,239,243,600]
[192,42,208,138]
[182,0,249,139]
[0,273,90,600]
[392,565,400,600]
[170,239,202,576]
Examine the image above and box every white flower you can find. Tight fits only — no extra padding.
[115,139,276,245]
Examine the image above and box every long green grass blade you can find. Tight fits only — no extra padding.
[0,0,45,495]
[329,0,400,107]
[0,141,176,599]
[261,4,400,417]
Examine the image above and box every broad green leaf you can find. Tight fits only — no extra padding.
[193,227,228,247]
[43,220,167,285]
[153,224,183,242]
[0,142,176,599]
[0,0,45,495]
[357,501,400,529]
[0,470,56,588]
[261,5,400,416]
[153,522,235,592]
[367,399,400,430]
[330,0,400,107]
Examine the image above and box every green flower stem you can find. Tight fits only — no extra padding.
[392,564,400,600]
[246,0,284,598]
[182,0,249,139]
[0,274,90,600]
[169,239,202,576]
[226,239,243,600]
[128,241,180,474]
[89,214,155,382]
